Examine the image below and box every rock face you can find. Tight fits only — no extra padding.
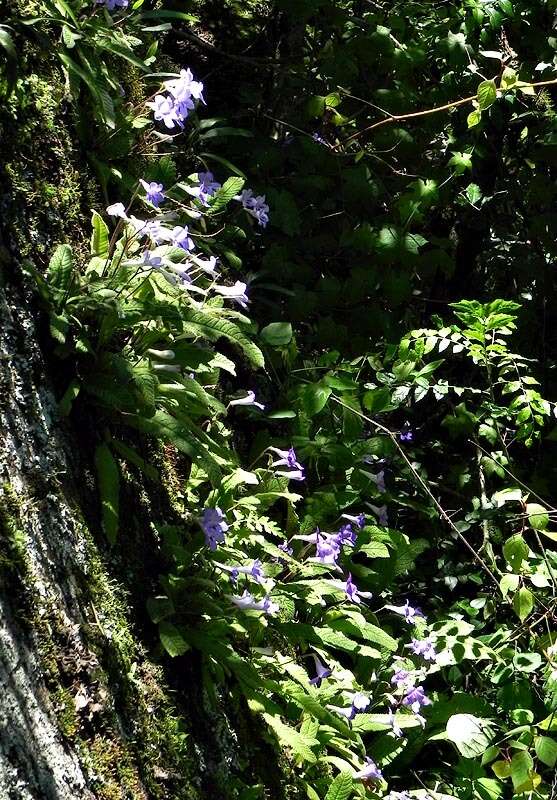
[0,277,96,800]
[0,33,203,800]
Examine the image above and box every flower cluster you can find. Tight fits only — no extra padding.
[239,189,270,228]
[147,68,205,129]
[269,446,305,481]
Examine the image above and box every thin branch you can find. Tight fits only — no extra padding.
[340,76,557,146]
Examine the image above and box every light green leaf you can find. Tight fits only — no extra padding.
[477,79,497,110]
[263,714,319,763]
[534,735,557,767]
[91,210,110,258]
[325,772,353,800]
[527,503,549,531]
[446,714,495,758]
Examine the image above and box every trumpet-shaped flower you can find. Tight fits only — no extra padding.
[353,757,382,782]
[229,391,265,410]
[385,600,425,625]
[106,202,128,219]
[214,280,249,309]
[308,654,332,687]
[230,591,279,615]
[341,512,366,530]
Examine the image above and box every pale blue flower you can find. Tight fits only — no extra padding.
[353,757,382,782]
[229,391,265,410]
[214,280,249,309]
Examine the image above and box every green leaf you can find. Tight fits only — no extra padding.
[448,152,473,175]
[47,244,74,291]
[352,713,421,733]
[181,309,264,369]
[526,503,549,531]
[261,322,293,347]
[91,210,110,258]
[491,760,511,779]
[159,621,190,657]
[94,443,120,544]
[58,378,80,417]
[510,751,535,793]
[325,772,353,800]
[512,587,534,622]
[477,79,497,110]
[500,66,518,90]
[207,176,245,214]
[446,714,495,758]
[534,735,557,767]
[467,109,482,128]
[302,382,332,416]
[503,534,528,571]
[263,714,319,763]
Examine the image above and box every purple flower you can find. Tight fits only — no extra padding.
[342,513,366,530]
[408,636,437,661]
[230,590,279,615]
[278,541,293,556]
[337,523,357,547]
[188,252,218,275]
[170,225,194,251]
[165,68,205,105]
[147,95,180,129]
[186,171,221,206]
[229,391,265,411]
[353,757,382,782]
[312,132,326,145]
[239,189,270,228]
[309,654,332,687]
[142,250,162,268]
[391,668,413,689]
[400,427,414,442]
[96,0,128,10]
[139,179,165,207]
[106,202,128,219]
[269,446,305,481]
[351,692,370,712]
[385,600,425,625]
[388,707,403,738]
[329,692,370,721]
[217,559,265,584]
[314,532,342,566]
[402,685,431,714]
[147,69,204,130]
[344,573,372,605]
[200,507,228,550]
[371,469,386,493]
[214,280,249,309]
